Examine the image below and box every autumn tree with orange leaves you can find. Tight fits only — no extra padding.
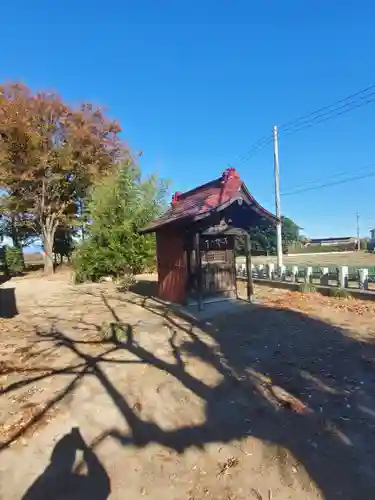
[0,82,123,273]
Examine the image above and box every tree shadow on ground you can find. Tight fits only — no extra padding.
[22,427,110,500]
[96,291,375,499]
[129,279,157,298]
[2,286,375,499]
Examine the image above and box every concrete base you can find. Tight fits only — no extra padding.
[181,297,256,322]
[239,277,375,302]
[187,295,234,306]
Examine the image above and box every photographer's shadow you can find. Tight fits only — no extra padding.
[22,427,110,500]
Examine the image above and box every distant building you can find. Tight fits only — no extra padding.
[369,229,375,252]
[305,236,357,247]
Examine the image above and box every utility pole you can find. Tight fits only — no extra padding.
[273,125,283,269]
[356,212,360,251]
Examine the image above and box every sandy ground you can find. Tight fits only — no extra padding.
[1,272,375,500]
[240,250,375,268]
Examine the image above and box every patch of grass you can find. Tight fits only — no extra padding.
[99,321,132,343]
[298,282,317,294]
[111,322,129,343]
[99,321,113,341]
[329,287,351,299]
[71,271,83,285]
[115,273,136,292]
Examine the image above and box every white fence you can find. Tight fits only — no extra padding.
[235,262,374,291]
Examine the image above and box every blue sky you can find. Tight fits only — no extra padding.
[1,0,375,238]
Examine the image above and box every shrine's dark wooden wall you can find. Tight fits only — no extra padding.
[155,229,237,305]
[156,230,187,303]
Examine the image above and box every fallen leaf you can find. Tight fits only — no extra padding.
[218,456,240,476]
[250,488,263,500]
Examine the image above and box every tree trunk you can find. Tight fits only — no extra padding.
[43,236,54,274]
[11,222,20,249]
[11,216,25,270]
[42,216,58,274]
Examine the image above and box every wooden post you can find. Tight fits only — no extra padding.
[245,233,253,302]
[233,239,239,299]
[195,232,203,311]
[186,243,192,298]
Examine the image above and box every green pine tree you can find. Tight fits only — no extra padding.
[73,163,167,282]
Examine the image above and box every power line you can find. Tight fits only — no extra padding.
[230,134,273,167]
[279,84,375,133]
[281,167,375,196]
[281,162,375,191]
[228,83,375,167]
[283,93,375,138]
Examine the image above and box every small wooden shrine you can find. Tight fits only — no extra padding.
[141,168,278,309]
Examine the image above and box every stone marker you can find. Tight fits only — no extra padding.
[267,263,275,280]
[339,266,348,289]
[358,268,369,290]
[320,267,329,286]
[305,266,313,283]
[257,264,264,278]
[291,265,299,282]
[279,264,286,281]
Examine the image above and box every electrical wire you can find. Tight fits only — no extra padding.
[238,135,273,163]
[283,93,375,138]
[230,134,273,167]
[281,168,375,196]
[279,84,375,132]
[227,83,375,167]
[280,163,375,191]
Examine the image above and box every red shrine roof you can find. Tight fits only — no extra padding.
[141,168,277,233]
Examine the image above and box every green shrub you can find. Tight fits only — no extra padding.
[99,321,112,341]
[72,164,166,284]
[0,247,6,274]
[98,321,130,343]
[4,246,24,275]
[72,237,153,283]
[330,287,350,299]
[298,282,316,294]
[116,273,136,292]
[72,240,120,283]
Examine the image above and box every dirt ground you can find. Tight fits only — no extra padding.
[247,250,375,268]
[1,272,375,500]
